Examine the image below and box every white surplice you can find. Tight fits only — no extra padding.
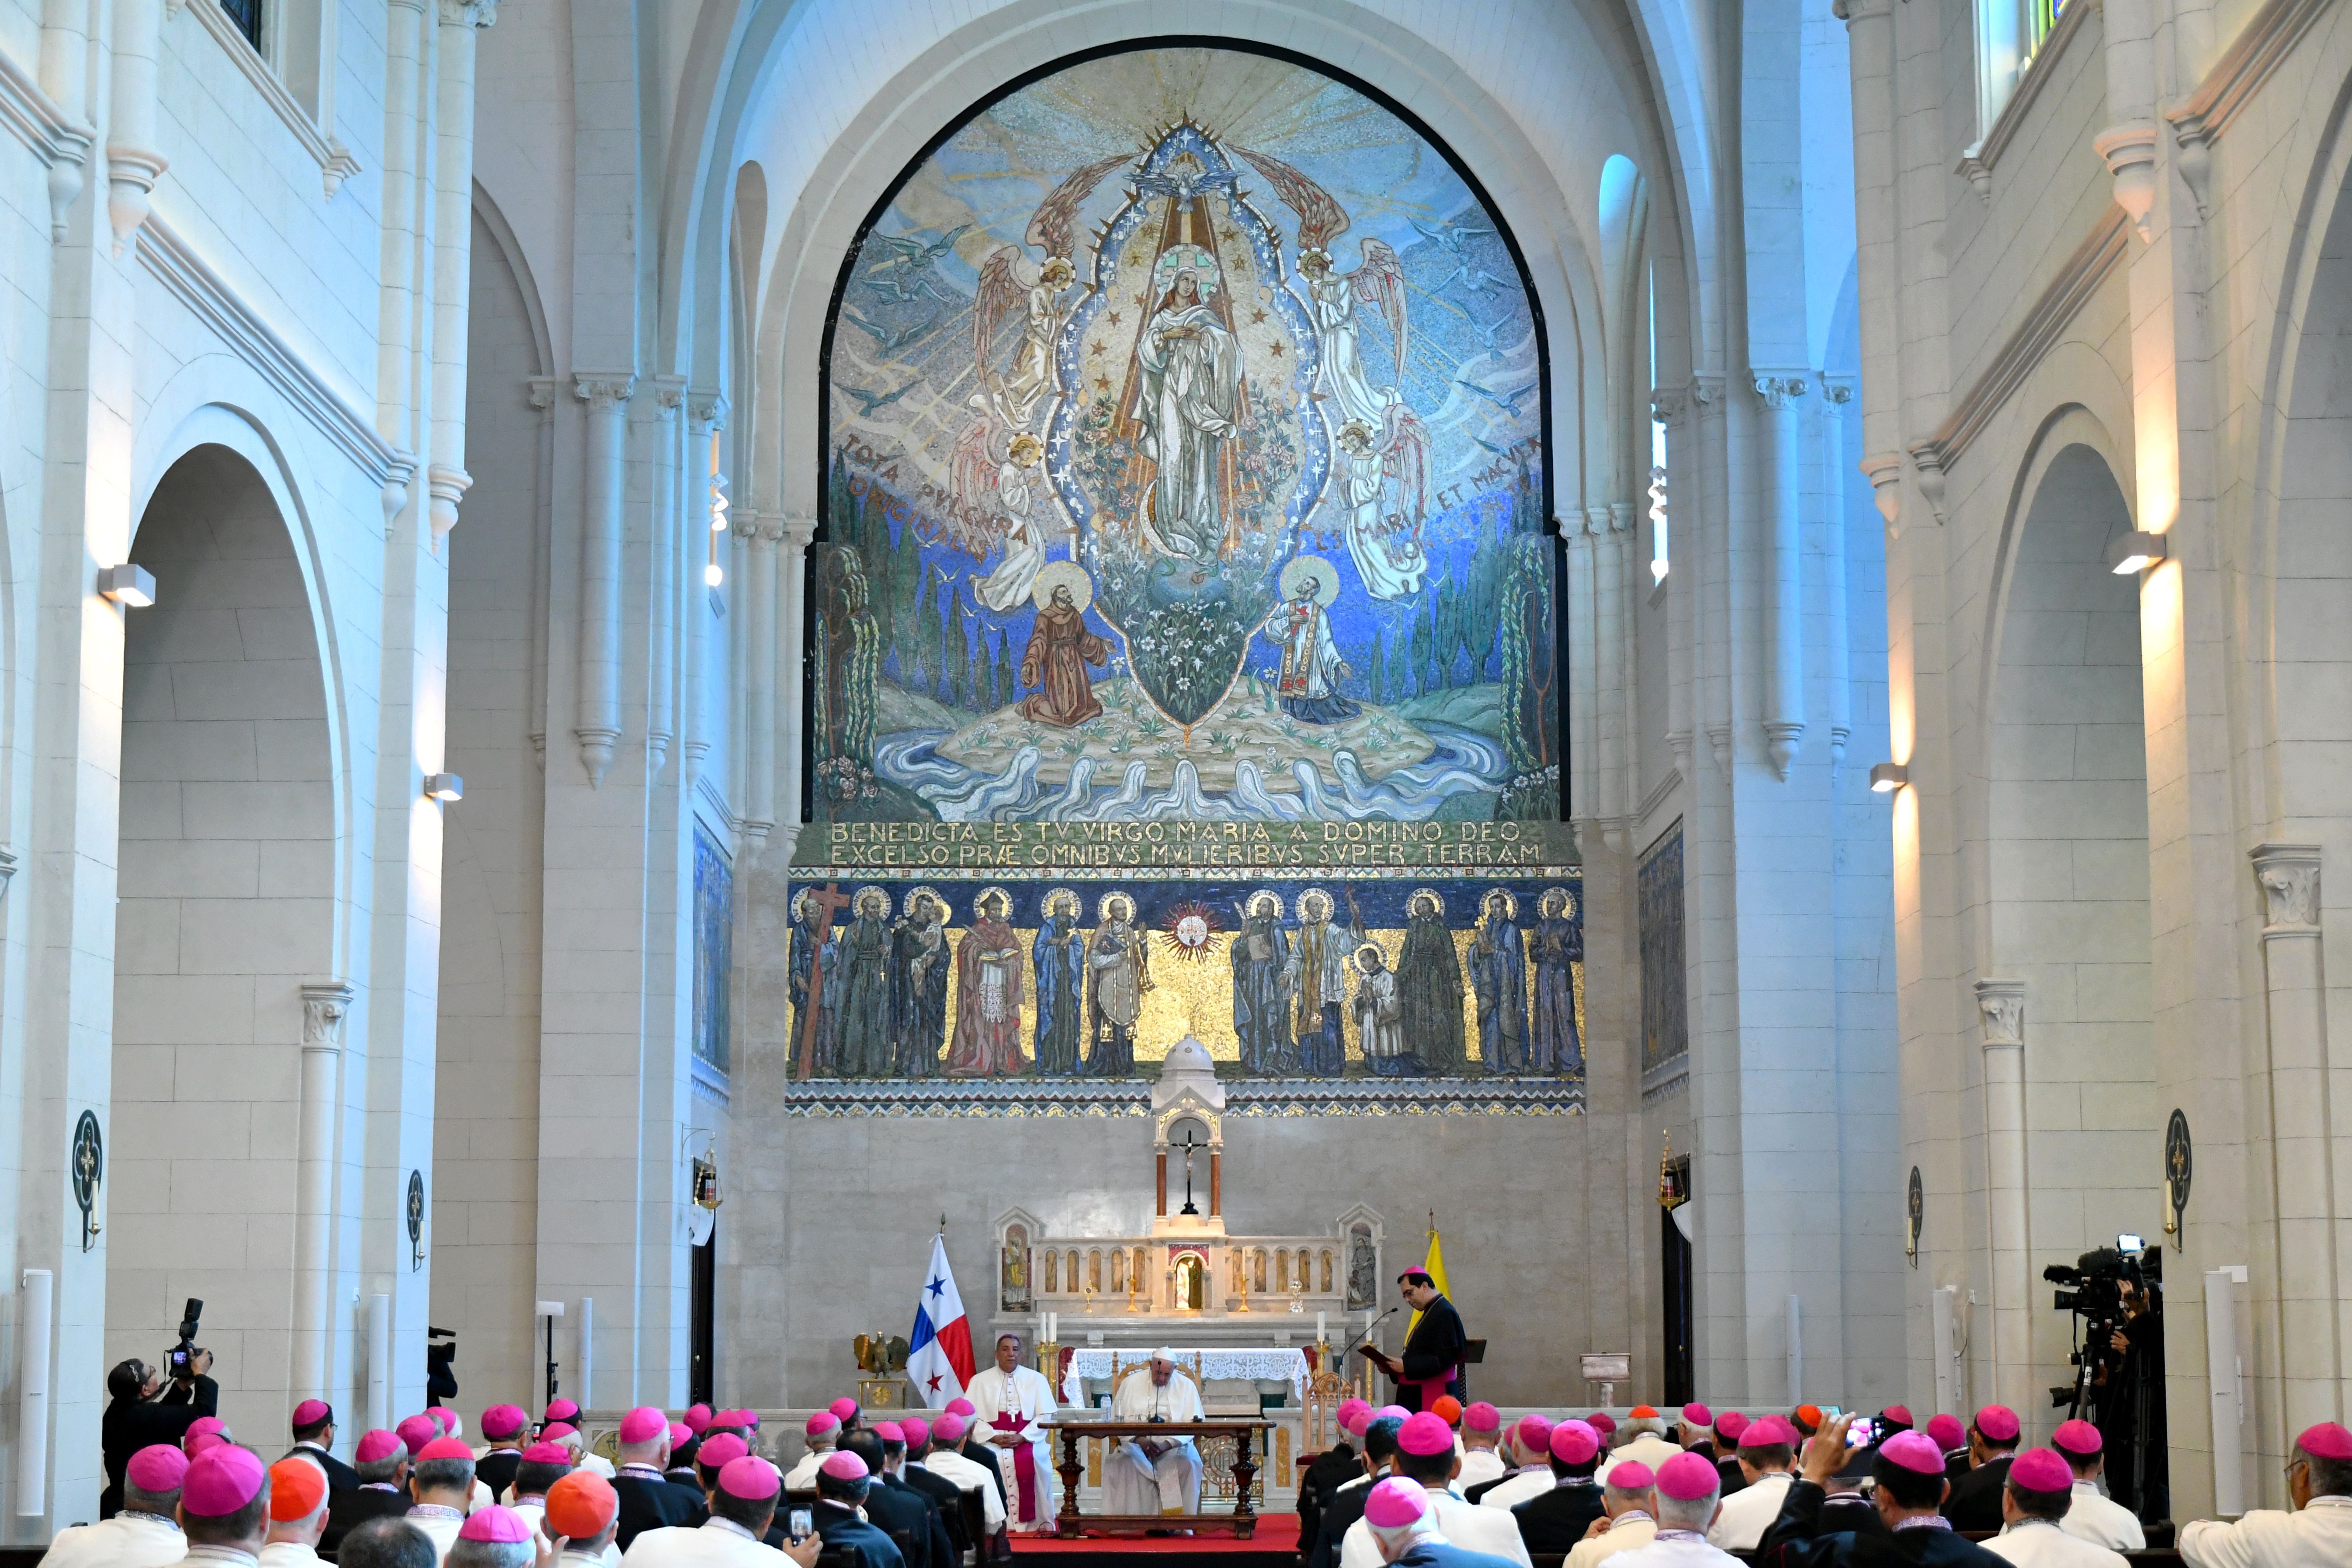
[964,1363,1059,1530]
[1102,1369,1204,1515]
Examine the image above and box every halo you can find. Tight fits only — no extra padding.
[1297,886,1333,920]
[1353,941,1387,971]
[1152,244,1221,302]
[1336,418,1377,450]
[1039,254,1077,285]
[1041,886,1082,919]
[790,887,813,922]
[974,885,1014,919]
[1541,885,1575,918]
[1406,888,1446,919]
[902,884,948,919]
[1031,561,1094,614]
[1279,556,1340,607]
[1096,889,1138,924]
[852,885,892,918]
[1008,432,1045,466]
[1480,887,1518,921]
[1244,889,1285,921]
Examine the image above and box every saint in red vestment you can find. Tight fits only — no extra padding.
[944,914,1027,1075]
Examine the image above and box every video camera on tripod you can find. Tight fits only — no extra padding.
[2045,1235,2161,1418]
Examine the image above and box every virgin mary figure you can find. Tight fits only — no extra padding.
[1134,264,1241,560]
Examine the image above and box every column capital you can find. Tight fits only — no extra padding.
[689,389,729,430]
[1819,375,1856,406]
[780,513,818,549]
[437,0,495,26]
[2251,843,2323,933]
[1608,500,1636,533]
[1690,375,1724,409]
[1649,386,1689,426]
[572,372,635,409]
[300,981,356,1054]
[652,374,687,412]
[1583,505,1610,536]
[524,376,558,412]
[1751,372,1810,410]
[1833,0,1895,21]
[1975,978,2026,1049]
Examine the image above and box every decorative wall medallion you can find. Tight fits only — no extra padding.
[406,1169,426,1271]
[2164,1109,2191,1248]
[72,1110,103,1252]
[1906,1166,1923,1267]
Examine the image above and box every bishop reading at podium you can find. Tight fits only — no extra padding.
[1103,1351,1205,1516]
[1359,1268,1468,1413]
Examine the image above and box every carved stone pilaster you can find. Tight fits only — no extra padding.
[1976,979,2026,1049]
[2251,843,2322,935]
[300,981,356,1054]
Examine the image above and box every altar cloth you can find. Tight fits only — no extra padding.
[1062,1346,1310,1398]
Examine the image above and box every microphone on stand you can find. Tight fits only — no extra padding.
[1342,1306,1400,1360]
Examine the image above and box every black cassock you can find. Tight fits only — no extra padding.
[1394,1293,1467,1411]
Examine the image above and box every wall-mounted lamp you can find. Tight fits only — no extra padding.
[704,562,724,587]
[98,565,156,607]
[2105,531,2167,575]
[423,773,464,801]
[1869,762,1909,793]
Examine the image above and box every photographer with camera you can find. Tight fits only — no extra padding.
[101,1301,218,1519]
[2043,1241,2166,1524]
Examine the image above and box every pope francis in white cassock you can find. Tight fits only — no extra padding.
[1103,1353,1205,1516]
[965,1332,1059,1532]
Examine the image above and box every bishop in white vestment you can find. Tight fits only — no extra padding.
[1102,1354,1204,1516]
[965,1334,1058,1531]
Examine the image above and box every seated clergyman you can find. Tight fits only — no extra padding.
[1103,1351,1205,1517]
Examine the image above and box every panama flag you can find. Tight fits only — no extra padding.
[907,1233,977,1407]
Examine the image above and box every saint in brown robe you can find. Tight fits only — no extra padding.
[1018,594,1109,726]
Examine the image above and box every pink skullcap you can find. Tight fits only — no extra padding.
[1361,1476,1432,1531]
[187,1416,227,1441]
[183,1446,268,1516]
[1374,1405,1409,1424]
[719,1456,782,1501]
[1397,1413,1453,1457]
[482,1405,529,1440]
[1973,1405,2020,1442]
[1926,1415,1966,1451]
[902,1418,931,1447]
[185,1433,229,1460]
[1336,1398,1370,1428]
[418,1438,473,1462]
[1515,1414,1554,1452]
[618,1407,667,1444]
[686,1404,713,1434]
[458,1506,532,1545]
[1681,1404,1712,1427]
[127,1445,189,1493]
[1587,1412,1617,1435]
[819,1451,869,1482]
[355,1429,403,1464]
[1606,1460,1655,1491]
[396,1415,439,1454]
[828,1398,860,1421]
[805,1412,841,1438]
[2008,1448,2072,1492]
[1462,1402,1501,1434]
[520,1442,571,1465]
[872,1421,905,1445]
[2025,1435,2082,1486]
[933,1413,967,1443]
[292,1400,332,1429]
[1878,1432,1947,1477]
[1657,1452,1721,1501]
[2051,1419,2102,1457]
[2297,1422,2352,1462]
[944,1398,976,1418]
[668,1423,692,1449]
[1883,1405,1915,1427]
[1548,1421,1599,1465]
[542,1422,578,1441]
[696,1434,749,1471]
[544,1400,579,1423]
[743,1412,760,1429]
[1715,1412,1749,1443]
[1740,1416,1798,1448]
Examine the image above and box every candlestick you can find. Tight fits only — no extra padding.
[1317,1311,1327,1342]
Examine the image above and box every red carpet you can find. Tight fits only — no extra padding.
[1011,1514,1299,1561]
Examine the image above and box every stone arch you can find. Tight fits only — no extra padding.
[1980,429,2158,1413]
[106,440,338,1437]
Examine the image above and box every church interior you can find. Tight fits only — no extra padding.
[3,0,2352,1556]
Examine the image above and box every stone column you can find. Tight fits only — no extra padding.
[1755,373,1808,779]
[1565,512,1597,819]
[1819,377,1855,766]
[1652,389,1693,780]
[682,395,725,783]
[1976,978,2032,1415]
[649,378,684,775]
[1694,378,1731,774]
[104,0,165,252]
[427,0,494,545]
[573,374,634,786]
[769,515,815,847]
[293,982,354,1401]
[2248,844,2342,1432]
[376,0,428,446]
[738,513,778,848]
